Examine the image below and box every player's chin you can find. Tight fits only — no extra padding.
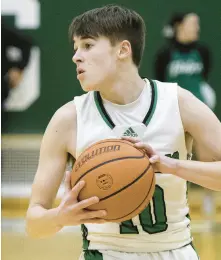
[81,83,98,92]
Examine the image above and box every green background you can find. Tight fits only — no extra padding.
[2,0,221,133]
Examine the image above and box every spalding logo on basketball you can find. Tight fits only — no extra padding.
[96,174,113,190]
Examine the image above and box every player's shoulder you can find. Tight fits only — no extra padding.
[154,79,200,102]
[151,80,179,103]
[49,100,77,131]
[153,79,178,90]
[152,80,201,120]
[56,100,76,118]
[177,85,195,101]
[52,91,92,126]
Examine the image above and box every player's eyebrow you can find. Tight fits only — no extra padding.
[80,36,96,40]
[73,36,96,43]
[73,36,96,50]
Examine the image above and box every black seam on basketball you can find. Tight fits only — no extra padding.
[106,172,155,221]
[99,163,151,201]
[74,154,146,184]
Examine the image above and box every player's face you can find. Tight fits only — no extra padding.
[180,14,200,42]
[72,36,118,92]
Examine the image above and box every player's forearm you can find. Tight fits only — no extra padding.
[26,205,63,238]
[173,159,221,191]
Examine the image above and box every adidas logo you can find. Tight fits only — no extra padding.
[123,127,138,137]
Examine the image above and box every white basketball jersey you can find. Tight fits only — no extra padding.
[73,79,192,253]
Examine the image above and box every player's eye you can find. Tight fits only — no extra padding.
[84,43,93,50]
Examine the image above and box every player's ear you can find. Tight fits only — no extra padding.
[117,40,131,60]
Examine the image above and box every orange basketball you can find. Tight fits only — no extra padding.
[71,139,155,222]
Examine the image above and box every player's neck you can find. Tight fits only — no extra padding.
[99,69,145,105]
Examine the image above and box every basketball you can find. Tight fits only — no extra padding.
[71,139,155,222]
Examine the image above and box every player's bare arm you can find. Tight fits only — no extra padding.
[26,102,106,238]
[123,87,221,191]
[174,87,221,190]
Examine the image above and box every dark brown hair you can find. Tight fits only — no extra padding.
[69,4,146,67]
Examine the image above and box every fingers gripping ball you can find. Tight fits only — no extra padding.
[71,139,155,222]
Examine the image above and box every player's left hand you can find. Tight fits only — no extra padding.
[122,137,177,174]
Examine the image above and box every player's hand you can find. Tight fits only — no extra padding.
[56,171,107,226]
[122,137,177,174]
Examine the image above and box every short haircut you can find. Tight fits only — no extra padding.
[69,4,146,67]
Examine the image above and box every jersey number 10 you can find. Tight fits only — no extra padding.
[120,185,168,234]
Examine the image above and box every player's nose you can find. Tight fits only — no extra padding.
[72,50,83,64]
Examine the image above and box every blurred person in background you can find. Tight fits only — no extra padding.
[154,12,216,110]
[154,12,217,226]
[1,21,33,127]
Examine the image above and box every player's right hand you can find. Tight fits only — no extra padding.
[55,171,107,227]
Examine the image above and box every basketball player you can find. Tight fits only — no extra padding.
[26,5,221,260]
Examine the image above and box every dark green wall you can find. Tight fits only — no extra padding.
[2,0,221,133]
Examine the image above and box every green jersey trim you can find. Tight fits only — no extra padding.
[142,80,158,126]
[94,91,115,129]
[84,250,103,260]
[81,224,90,250]
[93,79,158,129]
